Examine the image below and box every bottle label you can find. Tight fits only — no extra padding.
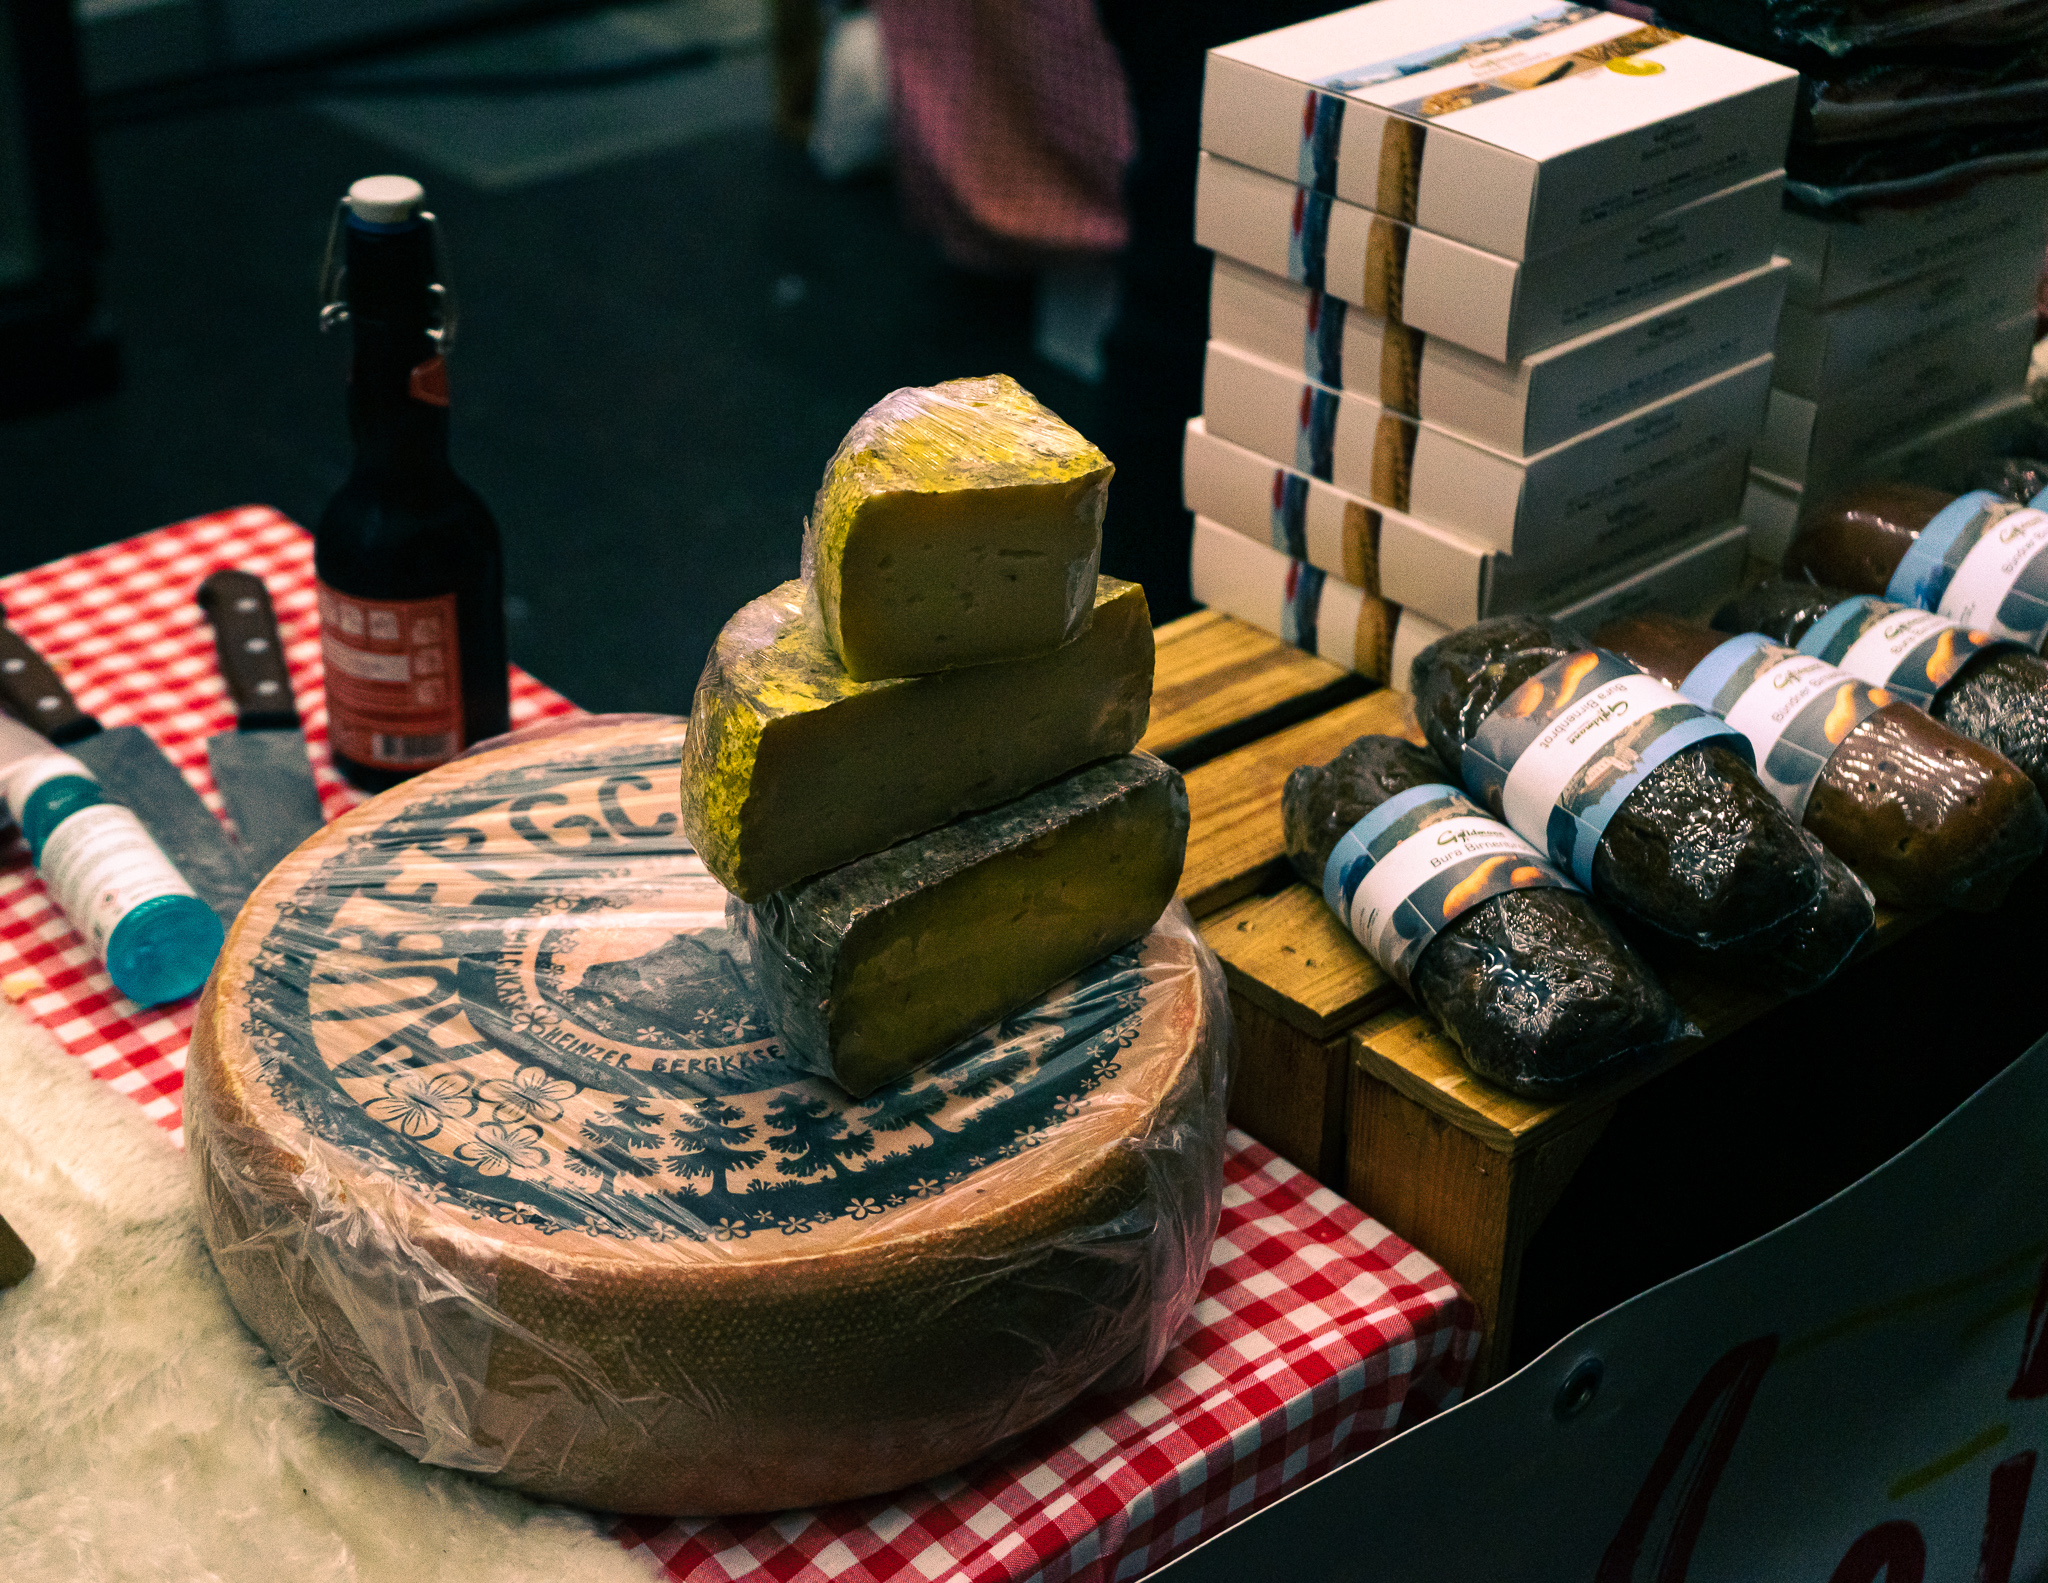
[1322,782,1572,990]
[39,803,199,956]
[1797,595,2017,709]
[318,583,464,770]
[1462,648,1747,887]
[409,356,450,407]
[1681,634,1889,820]
[1887,491,2048,647]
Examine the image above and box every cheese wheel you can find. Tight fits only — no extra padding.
[186,716,1228,1515]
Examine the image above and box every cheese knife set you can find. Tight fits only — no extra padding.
[0,569,328,999]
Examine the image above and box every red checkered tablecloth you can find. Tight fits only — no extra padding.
[0,505,577,1139]
[0,508,1477,1580]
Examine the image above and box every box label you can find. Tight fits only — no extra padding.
[1323,783,1572,989]
[1682,634,1887,819]
[1462,648,1745,886]
[1798,595,2018,710]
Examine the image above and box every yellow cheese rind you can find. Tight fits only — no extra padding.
[742,754,1190,1096]
[808,374,1112,681]
[680,575,1153,901]
[184,716,1231,1514]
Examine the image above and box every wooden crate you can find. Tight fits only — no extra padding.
[1142,609,1370,769]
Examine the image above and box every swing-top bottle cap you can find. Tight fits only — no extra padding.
[346,175,426,225]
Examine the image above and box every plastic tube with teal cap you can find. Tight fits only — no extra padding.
[0,716,224,1004]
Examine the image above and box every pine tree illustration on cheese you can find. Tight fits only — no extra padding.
[681,575,1153,901]
[806,373,1113,681]
[735,753,1190,1096]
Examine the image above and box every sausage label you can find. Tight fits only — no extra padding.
[1683,633,1889,819]
[1463,649,1747,887]
[1323,783,1572,990]
[1797,595,2017,709]
[1888,491,2048,648]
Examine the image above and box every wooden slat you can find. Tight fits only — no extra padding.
[1351,904,1936,1157]
[1200,884,1394,1040]
[1141,611,1366,767]
[1178,689,1423,918]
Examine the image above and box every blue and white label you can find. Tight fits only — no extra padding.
[1798,596,2016,710]
[1293,381,1340,481]
[1462,649,1749,888]
[1887,492,2048,648]
[1303,289,1346,388]
[1323,783,1572,990]
[1287,184,1334,292]
[1683,634,1889,820]
[1295,89,1344,195]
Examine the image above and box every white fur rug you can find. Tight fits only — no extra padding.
[0,1003,659,1583]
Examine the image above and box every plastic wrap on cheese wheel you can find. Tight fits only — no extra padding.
[1281,735,1688,1097]
[184,714,1231,1516]
[1411,615,1827,957]
[1597,612,2047,912]
[1717,579,2048,800]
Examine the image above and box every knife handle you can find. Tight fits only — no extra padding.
[0,619,100,745]
[198,570,299,730]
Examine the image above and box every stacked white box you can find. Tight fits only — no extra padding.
[1187,2,1794,666]
[1752,166,2048,541]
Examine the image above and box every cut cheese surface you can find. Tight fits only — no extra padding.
[808,374,1112,681]
[741,753,1190,1096]
[186,716,1228,1516]
[681,575,1152,902]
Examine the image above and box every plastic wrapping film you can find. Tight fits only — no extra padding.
[1280,735,1690,1097]
[1718,579,2048,799]
[800,373,1111,682]
[727,752,1189,1097]
[185,715,1232,1516]
[1596,613,2047,912]
[1410,615,1871,992]
[678,574,1153,902]
[1653,0,2048,59]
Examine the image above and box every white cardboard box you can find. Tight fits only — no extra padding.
[1202,0,1795,261]
[1196,151,1783,362]
[1183,415,1748,628]
[1191,513,1749,691]
[1778,168,2048,308]
[1210,252,1787,456]
[1201,336,1772,558]
[1774,248,2047,403]
[1753,311,2037,493]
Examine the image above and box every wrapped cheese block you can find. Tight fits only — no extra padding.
[187,716,1229,1515]
[806,374,1112,681]
[734,753,1189,1096]
[682,575,1152,901]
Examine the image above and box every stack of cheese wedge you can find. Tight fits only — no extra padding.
[682,374,1194,1097]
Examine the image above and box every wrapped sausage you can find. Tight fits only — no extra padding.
[1597,612,2047,912]
[1717,579,2048,799]
[1788,481,2048,651]
[1282,736,1687,1097]
[1412,615,1870,991]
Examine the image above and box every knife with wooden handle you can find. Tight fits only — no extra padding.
[0,611,255,926]
[197,570,327,879]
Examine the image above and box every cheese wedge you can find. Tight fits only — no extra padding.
[682,575,1153,901]
[742,753,1189,1096]
[186,716,1228,1515]
[808,374,1112,681]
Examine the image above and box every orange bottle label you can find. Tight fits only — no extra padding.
[317,582,464,769]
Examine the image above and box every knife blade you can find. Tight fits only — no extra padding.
[197,570,327,879]
[0,613,255,926]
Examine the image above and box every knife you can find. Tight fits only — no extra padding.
[197,570,327,880]
[0,611,255,926]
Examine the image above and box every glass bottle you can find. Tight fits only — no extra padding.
[315,174,509,792]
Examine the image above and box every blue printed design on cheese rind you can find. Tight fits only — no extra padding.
[1461,649,1750,888]
[240,736,1152,1246]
